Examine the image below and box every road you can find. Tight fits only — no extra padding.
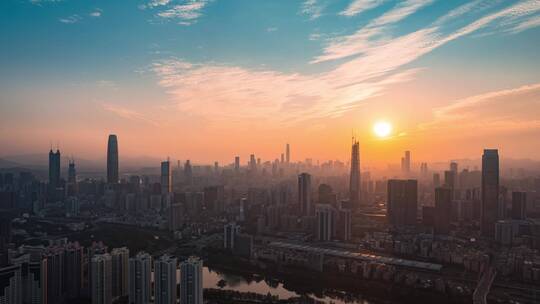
[473,265,496,304]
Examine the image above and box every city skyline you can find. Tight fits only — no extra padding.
[1,0,540,163]
[2,134,539,174]
[4,1,540,304]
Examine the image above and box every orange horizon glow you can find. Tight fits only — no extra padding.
[1,2,540,167]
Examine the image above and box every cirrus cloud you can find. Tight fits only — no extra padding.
[59,14,82,24]
[150,1,540,129]
[151,57,421,127]
[421,83,540,135]
[89,8,102,17]
[300,0,325,20]
[102,103,160,126]
[339,0,386,17]
[144,0,212,25]
[313,0,540,63]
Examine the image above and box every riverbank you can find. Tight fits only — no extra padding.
[202,251,471,304]
[204,288,330,304]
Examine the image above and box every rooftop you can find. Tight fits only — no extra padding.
[268,241,443,272]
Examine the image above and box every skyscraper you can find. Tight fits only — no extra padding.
[168,203,184,232]
[91,253,112,304]
[318,184,336,205]
[286,143,290,163]
[401,151,411,174]
[43,246,64,304]
[154,255,177,304]
[316,204,335,241]
[87,242,107,301]
[17,258,43,304]
[444,170,456,193]
[298,173,312,215]
[387,179,417,227]
[184,160,193,185]
[481,149,499,237]
[450,161,458,174]
[64,242,84,299]
[337,206,352,241]
[161,160,171,194]
[511,191,527,220]
[0,264,22,304]
[111,247,129,300]
[349,138,361,207]
[249,154,256,172]
[107,135,119,184]
[0,213,11,267]
[68,159,76,184]
[67,159,77,196]
[234,156,240,173]
[180,256,203,304]
[223,223,239,250]
[433,173,441,188]
[420,162,428,176]
[434,187,452,234]
[128,252,152,304]
[48,148,61,187]
[444,170,459,199]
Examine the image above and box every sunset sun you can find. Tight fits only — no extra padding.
[373,121,392,138]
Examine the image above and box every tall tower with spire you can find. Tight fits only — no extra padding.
[107,134,119,184]
[67,158,77,196]
[349,137,361,208]
[286,143,290,164]
[48,148,61,187]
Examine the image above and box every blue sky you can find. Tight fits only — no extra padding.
[1,0,539,163]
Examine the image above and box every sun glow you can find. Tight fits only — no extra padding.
[373,121,392,138]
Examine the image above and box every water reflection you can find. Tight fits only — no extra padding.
[202,266,373,304]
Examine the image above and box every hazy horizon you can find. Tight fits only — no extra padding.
[3,149,540,174]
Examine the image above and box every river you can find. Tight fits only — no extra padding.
[201,266,376,304]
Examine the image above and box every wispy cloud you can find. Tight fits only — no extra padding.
[146,0,211,25]
[267,27,278,32]
[314,0,433,62]
[147,0,171,8]
[89,8,102,18]
[300,0,324,20]
[309,32,322,41]
[102,103,160,126]
[437,0,540,44]
[371,0,433,27]
[59,14,82,24]
[422,83,540,133]
[151,57,420,127]
[433,0,484,25]
[149,1,540,128]
[509,15,540,33]
[339,0,386,17]
[313,0,540,63]
[30,0,63,5]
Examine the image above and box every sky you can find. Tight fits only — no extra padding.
[0,0,539,166]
